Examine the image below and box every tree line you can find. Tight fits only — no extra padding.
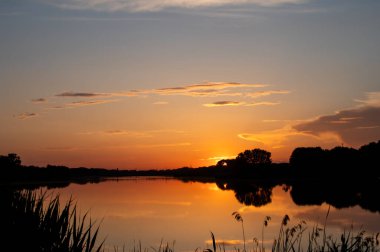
[1,140,380,183]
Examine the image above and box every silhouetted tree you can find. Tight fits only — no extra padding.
[216,159,239,170]
[236,149,272,167]
[326,146,359,175]
[0,153,21,168]
[359,140,380,176]
[289,147,327,177]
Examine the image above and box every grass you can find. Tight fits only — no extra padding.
[1,189,104,251]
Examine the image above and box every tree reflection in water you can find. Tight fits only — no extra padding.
[213,178,380,213]
[216,180,274,207]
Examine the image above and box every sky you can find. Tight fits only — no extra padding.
[1,0,380,169]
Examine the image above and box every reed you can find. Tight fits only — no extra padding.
[206,211,380,252]
[3,190,104,251]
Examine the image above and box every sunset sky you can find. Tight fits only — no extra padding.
[1,0,380,169]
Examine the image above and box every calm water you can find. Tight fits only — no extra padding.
[46,177,380,252]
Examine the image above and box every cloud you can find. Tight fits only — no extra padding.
[53,82,267,100]
[238,126,309,146]
[245,101,280,106]
[42,81,283,111]
[68,99,116,107]
[355,91,380,107]
[205,155,236,161]
[236,92,380,157]
[138,200,191,206]
[237,125,344,160]
[16,112,38,120]
[103,130,153,138]
[81,129,185,138]
[293,93,380,146]
[45,146,78,151]
[56,91,109,97]
[152,82,266,97]
[203,100,280,107]
[49,0,309,12]
[137,142,191,148]
[239,93,380,148]
[203,101,244,107]
[153,101,169,105]
[247,90,291,98]
[49,99,117,109]
[31,98,47,103]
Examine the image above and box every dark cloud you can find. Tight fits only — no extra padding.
[31,98,47,103]
[16,112,38,120]
[293,106,380,146]
[204,100,280,107]
[203,101,244,107]
[56,92,108,97]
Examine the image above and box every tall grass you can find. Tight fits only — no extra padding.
[2,190,104,251]
[206,211,380,252]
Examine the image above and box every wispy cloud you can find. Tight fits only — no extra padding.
[245,101,280,106]
[205,155,236,161]
[238,126,309,147]
[49,0,309,12]
[54,82,267,99]
[137,142,191,148]
[45,146,78,151]
[49,99,117,109]
[81,129,185,138]
[247,90,290,98]
[40,81,285,112]
[153,101,169,105]
[103,130,153,138]
[68,100,116,107]
[138,200,191,206]
[16,112,38,120]
[204,100,280,107]
[152,82,266,97]
[355,92,380,107]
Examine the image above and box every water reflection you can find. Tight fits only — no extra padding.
[20,177,380,251]
[215,180,273,207]
[182,178,380,213]
[13,176,380,213]
[290,179,380,213]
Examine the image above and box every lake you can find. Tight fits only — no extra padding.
[45,177,380,252]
